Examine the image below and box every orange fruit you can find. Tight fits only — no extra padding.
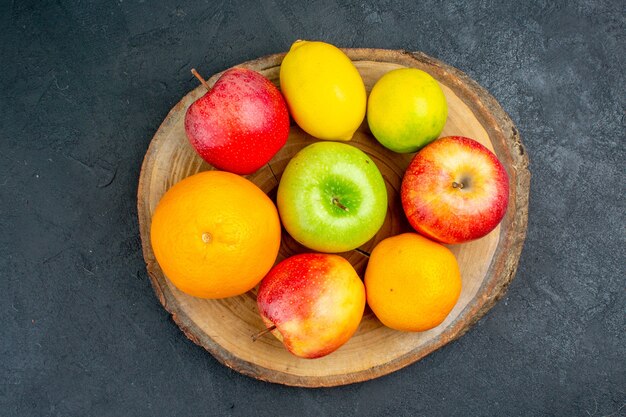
[150,171,281,299]
[364,233,462,331]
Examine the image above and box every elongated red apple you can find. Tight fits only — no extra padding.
[256,253,365,359]
[184,68,290,175]
[401,136,509,244]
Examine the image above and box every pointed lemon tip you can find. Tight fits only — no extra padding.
[336,132,355,141]
[290,39,308,52]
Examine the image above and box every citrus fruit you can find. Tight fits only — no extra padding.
[364,233,462,332]
[150,171,281,299]
[279,40,366,141]
[367,68,448,153]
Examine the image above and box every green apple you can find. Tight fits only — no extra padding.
[367,68,448,153]
[277,142,388,253]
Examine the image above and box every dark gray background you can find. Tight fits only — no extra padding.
[1,1,624,416]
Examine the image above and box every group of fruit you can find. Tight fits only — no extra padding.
[150,41,510,359]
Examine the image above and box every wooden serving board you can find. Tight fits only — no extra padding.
[137,49,530,387]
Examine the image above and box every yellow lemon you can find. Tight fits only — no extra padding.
[280,40,366,141]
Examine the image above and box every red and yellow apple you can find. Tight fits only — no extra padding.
[401,136,509,244]
[256,253,365,359]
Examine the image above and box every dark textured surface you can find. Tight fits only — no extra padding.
[1,0,624,416]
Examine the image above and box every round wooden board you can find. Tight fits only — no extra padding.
[137,49,530,387]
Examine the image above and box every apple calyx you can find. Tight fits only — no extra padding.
[452,181,465,189]
[251,324,277,342]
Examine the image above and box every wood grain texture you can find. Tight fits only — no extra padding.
[137,49,530,387]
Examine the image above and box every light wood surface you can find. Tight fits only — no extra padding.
[137,49,530,387]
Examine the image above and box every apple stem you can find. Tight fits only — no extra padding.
[355,248,370,258]
[252,324,277,342]
[452,181,465,189]
[191,68,211,91]
[332,197,349,212]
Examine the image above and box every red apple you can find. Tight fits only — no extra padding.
[184,68,290,175]
[256,253,365,359]
[401,136,509,244]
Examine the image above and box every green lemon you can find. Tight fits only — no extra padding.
[367,68,448,153]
